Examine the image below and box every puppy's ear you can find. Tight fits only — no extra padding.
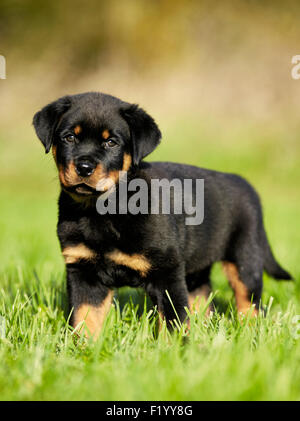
[120,104,161,165]
[33,96,71,153]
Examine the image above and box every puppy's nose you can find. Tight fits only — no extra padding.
[75,161,96,177]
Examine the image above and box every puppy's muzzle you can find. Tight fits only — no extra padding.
[75,159,96,177]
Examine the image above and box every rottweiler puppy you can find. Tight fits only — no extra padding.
[33,92,292,338]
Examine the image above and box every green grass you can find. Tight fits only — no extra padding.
[0,119,299,400]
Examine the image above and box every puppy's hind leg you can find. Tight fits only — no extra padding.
[186,266,213,316]
[223,259,263,317]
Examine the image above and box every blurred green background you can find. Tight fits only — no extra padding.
[0,0,300,400]
[0,0,299,275]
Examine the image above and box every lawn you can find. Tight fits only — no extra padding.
[0,117,299,400]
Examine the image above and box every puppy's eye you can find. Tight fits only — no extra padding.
[105,139,117,148]
[64,135,75,142]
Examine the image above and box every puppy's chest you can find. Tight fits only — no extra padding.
[78,215,120,248]
[77,215,151,286]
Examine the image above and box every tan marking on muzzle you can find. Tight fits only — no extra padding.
[58,160,107,192]
[73,290,114,339]
[122,153,132,171]
[96,153,132,192]
[58,161,79,187]
[105,249,151,277]
[87,163,107,188]
[58,153,132,192]
[62,243,97,264]
[223,262,258,316]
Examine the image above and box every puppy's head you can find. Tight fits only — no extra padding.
[33,92,161,199]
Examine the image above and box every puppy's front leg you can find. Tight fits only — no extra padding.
[66,266,113,339]
[148,279,189,328]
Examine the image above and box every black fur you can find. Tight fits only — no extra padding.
[33,92,292,331]
[120,104,161,165]
[33,96,71,153]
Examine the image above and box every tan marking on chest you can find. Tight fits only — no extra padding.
[62,243,97,264]
[105,249,151,277]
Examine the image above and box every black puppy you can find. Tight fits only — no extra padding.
[33,92,292,338]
